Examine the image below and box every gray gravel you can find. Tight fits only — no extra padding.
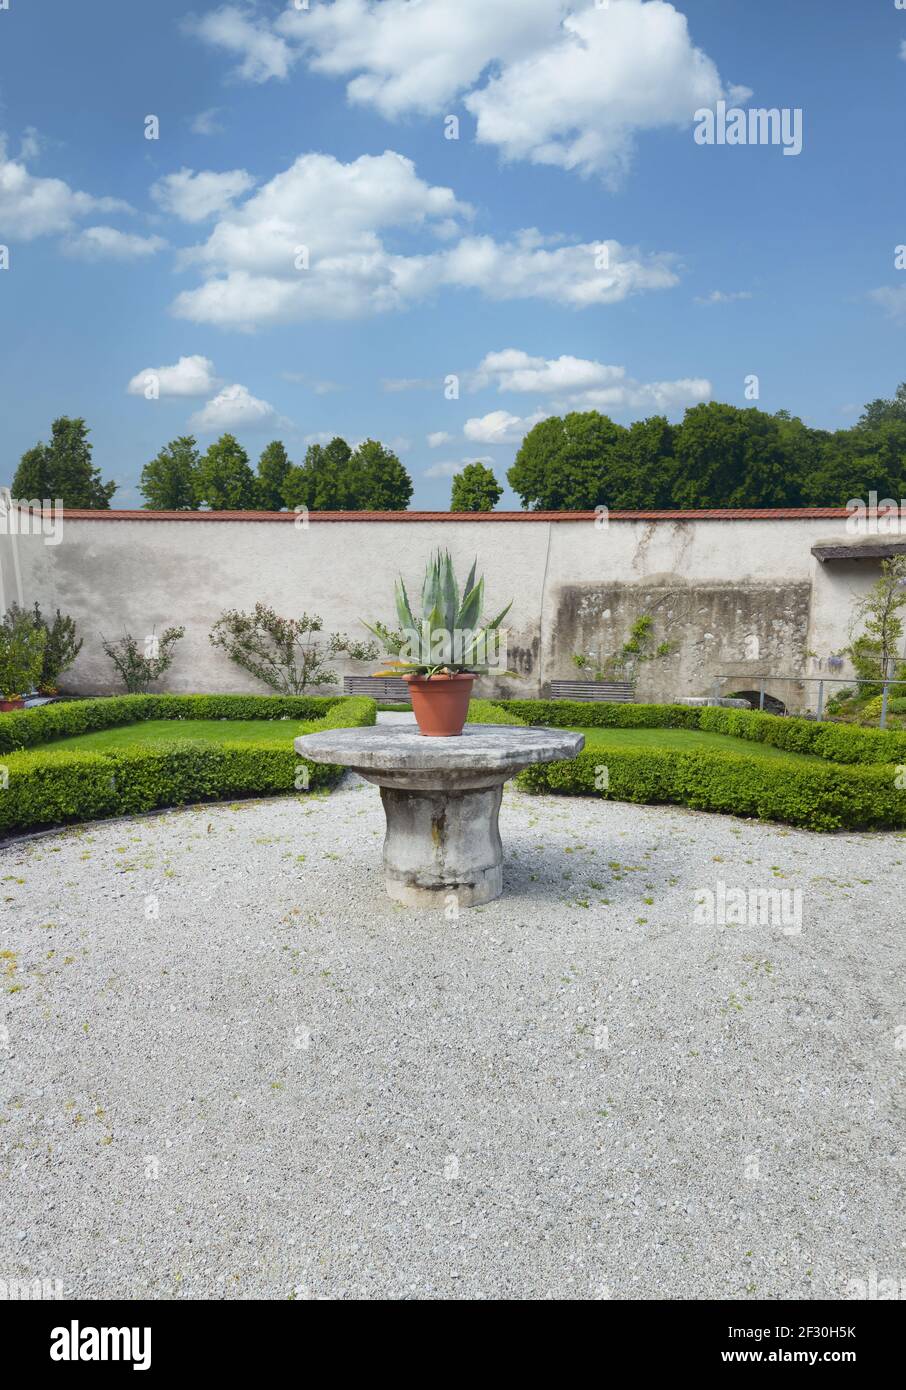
[1,752,904,1300]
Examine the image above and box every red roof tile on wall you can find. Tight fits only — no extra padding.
[50,507,851,522]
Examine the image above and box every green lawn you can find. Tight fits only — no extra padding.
[48,719,311,751]
[569,725,823,763]
[50,719,821,764]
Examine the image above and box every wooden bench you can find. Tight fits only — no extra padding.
[344,676,412,702]
[549,680,636,704]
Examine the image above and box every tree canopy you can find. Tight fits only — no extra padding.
[194,434,259,510]
[282,436,412,511]
[255,440,292,511]
[11,417,115,508]
[507,392,906,511]
[15,384,906,516]
[450,461,503,512]
[139,436,199,510]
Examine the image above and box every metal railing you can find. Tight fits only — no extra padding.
[717,673,906,728]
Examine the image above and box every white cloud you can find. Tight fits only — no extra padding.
[465,1,737,180]
[694,289,752,305]
[191,2,747,182]
[438,232,679,307]
[171,150,473,326]
[127,355,218,399]
[471,348,711,412]
[273,0,745,181]
[580,377,712,411]
[473,349,624,394]
[190,383,277,431]
[469,350,711,408]
[279,0,561,117]
[63,226,166,260]
[0,134,129,240]
[191,108,224,136]
[464,410,546,445]
[151,167,255,222]
[184,5,295,83]
[868,286,906,321]
[424,455,494,479]
[170,150,679,328]
[428,431,453,447]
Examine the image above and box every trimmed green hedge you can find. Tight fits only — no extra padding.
[472,699,905,831]
[0,695,375,835]
[0,693,359,754]
[466,698,528,727]
[517,747,906,832]
[499,699,700,731]
[494,699,906,766]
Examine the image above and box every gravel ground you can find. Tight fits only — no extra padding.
[1,723,904,1300]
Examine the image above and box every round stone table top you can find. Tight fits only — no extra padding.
[295,722,584,777]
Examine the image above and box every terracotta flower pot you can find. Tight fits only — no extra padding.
[0,698,25,712]
[404,673,474,737]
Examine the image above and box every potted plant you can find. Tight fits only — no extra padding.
[0,607,46,711]
[364,551,511,737]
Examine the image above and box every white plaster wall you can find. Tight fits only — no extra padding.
[17,513,877,710]
[0,516,55,622]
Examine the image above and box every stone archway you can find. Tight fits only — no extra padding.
[729,688,787,716]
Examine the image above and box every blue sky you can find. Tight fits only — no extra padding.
[1,0,905,508]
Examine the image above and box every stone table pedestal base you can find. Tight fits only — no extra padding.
[294,723,584,909]
[380,782,504,907]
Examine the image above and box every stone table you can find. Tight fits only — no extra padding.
[294,723,584,908]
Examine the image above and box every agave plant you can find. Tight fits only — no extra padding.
[363,550,512,677]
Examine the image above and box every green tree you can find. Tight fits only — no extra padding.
[282,436,352,511]
[11,418,115,507]
[450,461,503,512]
[857,383,906,431]
[671,403,798,509]
[139,436,199,510]
[347,439,413,510]
[605,416,679,510]
[256,440,291,511]
[801,421,906,507]
[0,606,46,700]
[508,412,627,510]
[195,434,259,510]
[844,556,906,690]
[10,445,51,500]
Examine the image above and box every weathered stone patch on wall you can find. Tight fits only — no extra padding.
[548,582,812,705]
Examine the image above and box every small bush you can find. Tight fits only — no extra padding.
[101,627,185,693]
[0,607,46,700]
[33,604,83,691]
[209,604,378,694]
[860,694,906,720]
